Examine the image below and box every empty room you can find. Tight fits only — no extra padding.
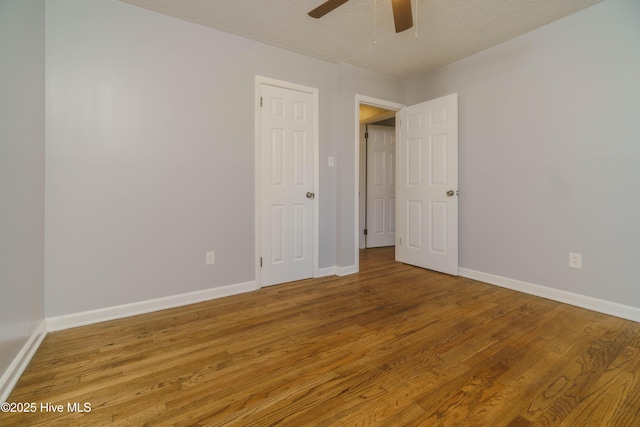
[1,0,639,425]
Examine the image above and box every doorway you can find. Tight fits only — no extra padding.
[354,96,405,272]
[354,94,459,276]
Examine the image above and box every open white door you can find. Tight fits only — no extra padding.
[396,93,458,275]
[366,125,396,248]
[259,81,317,286]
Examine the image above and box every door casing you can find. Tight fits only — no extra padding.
[354,95,405,273]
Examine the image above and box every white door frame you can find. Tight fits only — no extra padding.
[255,75,320,287]
[353,94,405,273]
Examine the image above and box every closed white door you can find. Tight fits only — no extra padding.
[260,83,316,286]
[366,125,396,248]
[396,93,458,275]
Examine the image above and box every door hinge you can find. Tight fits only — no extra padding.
[399,238,402,246]
[364,229,368,236]
[260,96,263,107]
[364,132,369,139]
[260,257,263,267]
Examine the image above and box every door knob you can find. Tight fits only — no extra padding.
[446,190,455,197]
[306,192,315,199]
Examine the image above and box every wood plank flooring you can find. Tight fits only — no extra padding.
[3,247,640,426]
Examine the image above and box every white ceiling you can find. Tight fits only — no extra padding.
[118,0,603,80]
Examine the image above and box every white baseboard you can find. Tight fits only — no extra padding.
[317,266,337,277]
[0,320,47,402]
[46,280,258,332]
[2,281,257,399]
[5,270,639,402]
[337,265,358,276]
[459,268,640,323]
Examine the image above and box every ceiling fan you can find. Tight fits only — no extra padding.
[308,0,413,33]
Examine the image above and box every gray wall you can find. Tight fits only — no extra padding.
[407,0,640,307]
[0,0,46,375]
[44,0,410,317]
[44,0,344,317]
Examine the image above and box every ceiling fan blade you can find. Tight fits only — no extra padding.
[391,0,413,33]
[308,0,350,18]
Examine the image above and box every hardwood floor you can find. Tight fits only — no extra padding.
[3,247,640,426]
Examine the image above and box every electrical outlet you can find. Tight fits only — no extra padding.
[206,251,215,265]
[568,252,582,269]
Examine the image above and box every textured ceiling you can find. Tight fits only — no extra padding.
[118,0,603,79]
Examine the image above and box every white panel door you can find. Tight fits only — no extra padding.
[396,94,458,275]
[366,125,396,247]
[260,83,315,286]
